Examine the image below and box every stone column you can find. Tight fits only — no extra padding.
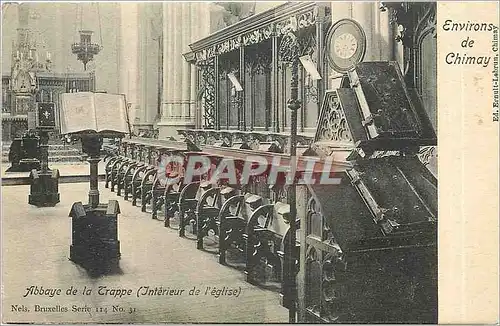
[134,3,161,134]
[190,3,203,129]
[181,3,192,121]
[119,3,140,124]
[172,5,183,119]
[351,2,394,61]
[190,64,198,127]
[162,2,172,120]
[158,2,197,139]
[139,5,149,126]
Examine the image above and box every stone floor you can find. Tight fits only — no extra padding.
[1,161,106,178]
[1,182,288,324]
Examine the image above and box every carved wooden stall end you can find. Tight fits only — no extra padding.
[299,61,437,323]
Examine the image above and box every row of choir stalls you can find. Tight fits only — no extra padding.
[102,134,314,313]
[100,0,334,318]
[183,2,331,138]
[2,71,96,141]
[100,1,437,323]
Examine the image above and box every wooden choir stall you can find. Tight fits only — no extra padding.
[100,2,437,323]
[296,61,437,323]
[102,61,437,322]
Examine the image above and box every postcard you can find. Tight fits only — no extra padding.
[1,1,498,324]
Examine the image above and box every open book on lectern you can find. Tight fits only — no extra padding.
[60,92,129,134]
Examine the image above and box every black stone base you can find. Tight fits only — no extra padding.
[29,170,60,207]
[69,201,121,276]
[70,241,121,275]
[6,159,41,173]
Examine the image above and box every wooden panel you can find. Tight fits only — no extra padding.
[299,160,437,323]
[352,61,421,137]
[352,156,437,226]
[336,88,368,143]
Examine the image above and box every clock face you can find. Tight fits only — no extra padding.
[326,19,366,73]
[334,33,358,59]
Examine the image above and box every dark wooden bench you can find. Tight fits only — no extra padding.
[195,186,222,249]
[123,162,144,201]
[109,156,128,192]
[245,200,300,306]
[131,165,154,206]
[163,176,185,228]
[105,156,120,189]
[151,177,166,219]
[116,159,133,196]
[178,180,202,237]
[218,192,262,265]
[140,167,157,212]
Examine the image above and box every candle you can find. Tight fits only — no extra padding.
[46,51,51,60]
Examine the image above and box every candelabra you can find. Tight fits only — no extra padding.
[71,30,102,71]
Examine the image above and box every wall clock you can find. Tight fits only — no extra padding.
[326,19,366,73]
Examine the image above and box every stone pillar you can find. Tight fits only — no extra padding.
[172,5,182,119]
[134,3,160,135]
[181,3,192,120]
[137,6,149,131]
[158,2,197,139]
[119,3,140,125]
[161,2,171,119]
[190,3,203,129]
[350,2,393,61]
[190,63,198,126]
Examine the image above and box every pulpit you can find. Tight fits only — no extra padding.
[60,92,129,274]
[29,103,60,207]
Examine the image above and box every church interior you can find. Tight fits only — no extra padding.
[1,2,438,324]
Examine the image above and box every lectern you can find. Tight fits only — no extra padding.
[29,103,60,207]
[298,62,437,323]
[60,92,129,274]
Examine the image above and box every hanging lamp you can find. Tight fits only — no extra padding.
[71,3,103,70]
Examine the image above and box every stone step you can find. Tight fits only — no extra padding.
[2,142,86,164]
[2,144,81,151]
[2,155,86,164]
[2,153,83,162]
[2,149,82,156]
